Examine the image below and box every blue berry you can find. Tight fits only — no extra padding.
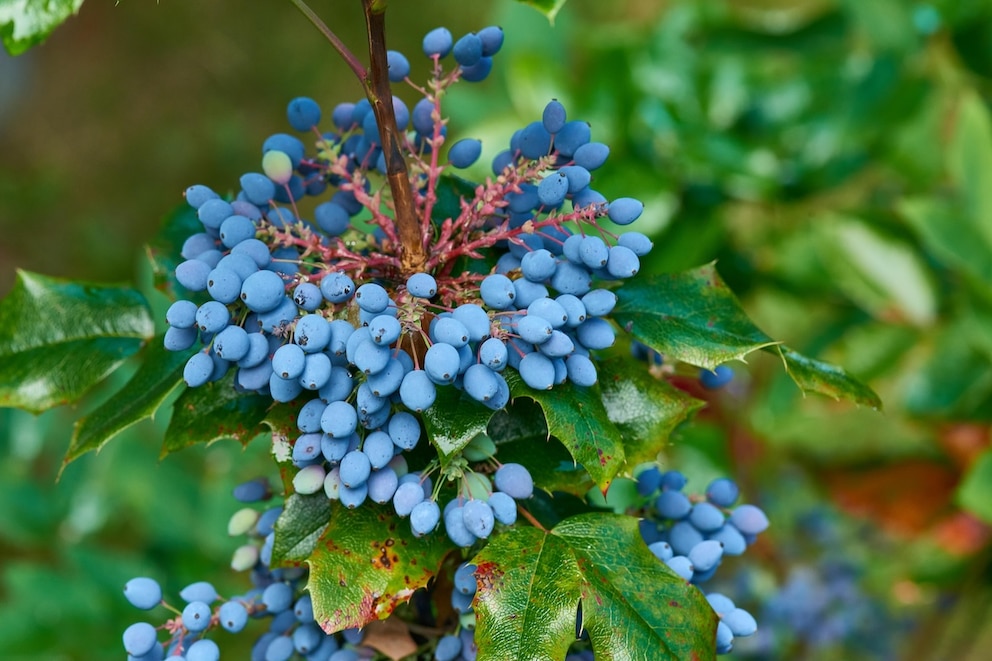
[700,365,734,389]
[488,491,517,525]
[453,33,483,67]
[319,272,355,303]
[477,25,504,56]
[219,600,249,633]
[386,50,410,81]
[706,478,740,507]
[182,600,212,633]
[123,577,162,610]
[315,201,350,237]
[410,500,441,536]
[606,246,641,278]
[494,463,533,499]
[573,142,610,170]
[355,283,390,313]
[607,197,644,225]
[729,504,769,535]
[462,499,495,538]
[400,370,437,411]
[542,99,567,134]
[122,622,157,657]
[240,270,287,313]
[423,27,454,58]
[448,138,483,169]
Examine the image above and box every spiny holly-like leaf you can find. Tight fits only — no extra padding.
[0,0,84,55]
[0,270,153,413]
[513,0,568,23]
[64,338,195,469]
[506,372,624,493]
[308,503,452,632]
[162,370,270,455]
[770,347,883,410]
[421,385,496,463]
[614,264,880,408]
[496,434,593,497]
[489,399,592,496]
[272,493,332,566]
[612,263,779,370]
[598,356,705,466]
[473,513,717,660]
[146,205,203,299]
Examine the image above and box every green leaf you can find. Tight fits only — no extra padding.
[0,0,84,55]
[63,338,194,468]
[146,205,204,298]
[948,91,992,246]
[900,197,992,290]
[770,347,883,410]
[903,318,992,421]
[513,0,568,23]
[308,503,452,631]
[474,513,716,660]
[489,399,594,496]
[958,448,992,525]
[421,385,496,462]
[506,372,624,493]
[613,265,880,408]
[162,371,270,455]
[813,214,937,326]
[597,357,705,466]
[0,270,154,413]
[272,493,332,565]
[613,264,780,370]
[487,398,548,446]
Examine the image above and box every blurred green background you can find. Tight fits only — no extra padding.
[3,0,992,659]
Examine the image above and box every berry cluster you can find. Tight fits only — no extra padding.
[431,562,480,661]
[122,479,373,661]
[121,574,361,661]
[161,21,650,548]
[137,16,755,659]
[637,470,767,654]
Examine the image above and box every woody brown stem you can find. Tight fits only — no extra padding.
[362,0,427,274]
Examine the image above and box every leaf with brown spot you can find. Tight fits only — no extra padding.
[308,503,453,632]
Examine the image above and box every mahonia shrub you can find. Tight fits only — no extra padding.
[0,2,880,660]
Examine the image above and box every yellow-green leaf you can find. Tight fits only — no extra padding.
[308,503,452,632]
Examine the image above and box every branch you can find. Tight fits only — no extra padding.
[362,0,427,274]
[289,0,367,80]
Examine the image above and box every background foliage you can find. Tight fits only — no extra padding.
[2,0,992,659]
